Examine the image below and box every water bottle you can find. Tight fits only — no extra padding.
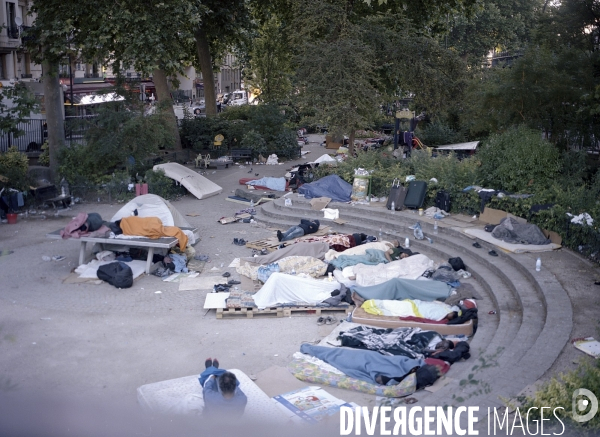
[405,237,410,248]
[250,199,254,208]
[378,228,382,240]
[434,220,438,235]
[535,257,541,272]
[391,201,396,214]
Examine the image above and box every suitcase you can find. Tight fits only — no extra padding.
[403,180,428,209]
[435,189,451,212]
[386,179,407,211]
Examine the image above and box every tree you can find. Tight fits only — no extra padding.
[244,16,293,104]
[444,0,542,65]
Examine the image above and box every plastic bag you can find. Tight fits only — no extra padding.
[257,263,280,283]
[409,222,424,240]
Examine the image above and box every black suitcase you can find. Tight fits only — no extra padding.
[386,179,407,211]
[435,189,451,212]
[404,180,427,209]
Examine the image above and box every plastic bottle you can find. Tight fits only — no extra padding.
[405,237,410,248]
[378,228,382,240]
[434,220,438,235]
[291,268,296,275]
[391,201,396,214]
[250,199,254,208]
[535,257,541,272]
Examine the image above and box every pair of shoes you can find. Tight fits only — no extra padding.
[276,230,283,242]
[233,238,246,246]
[214,284,232,292]
[222,272,231,278]
[489,250,498,257]
[205,358,213,369]
[472,242,482,249]
[324,316,337,325]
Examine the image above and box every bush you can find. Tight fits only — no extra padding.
[0,146,31,191]
[476,125,561,192]
[59,103,173,185]
[523,358,600,431]
[181,104,299,159]
[415,121,465,146]
[144,169,187,200]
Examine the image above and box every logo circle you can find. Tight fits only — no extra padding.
[572,389,598,423]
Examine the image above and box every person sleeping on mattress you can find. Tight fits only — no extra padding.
[362,298,461,322]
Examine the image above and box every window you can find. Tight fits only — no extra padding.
[6,2,17,39]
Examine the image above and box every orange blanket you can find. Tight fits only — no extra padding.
[119,216,188,249]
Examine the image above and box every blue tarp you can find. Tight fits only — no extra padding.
[297,174,352,202]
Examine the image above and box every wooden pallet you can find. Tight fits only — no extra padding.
[216,305,352,319]
[245,226,334,252]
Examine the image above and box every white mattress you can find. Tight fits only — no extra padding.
[154,162,222,200]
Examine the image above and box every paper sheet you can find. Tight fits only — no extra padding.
[273,386,352,423]
[179,276,228,291]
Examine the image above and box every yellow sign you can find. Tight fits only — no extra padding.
[396,110,413,119]
[214,134,224,146]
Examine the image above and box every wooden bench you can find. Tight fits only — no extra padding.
[230,148,253,161]
[46,227,198,274]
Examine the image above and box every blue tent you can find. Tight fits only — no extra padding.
[297,174,352,202]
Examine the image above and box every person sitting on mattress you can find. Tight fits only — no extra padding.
[199,358,247,418]
[277,219,320,242]
[362,298,460,322]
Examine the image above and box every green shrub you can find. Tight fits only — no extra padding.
[415,121,465,146]
[144,168,187,200]
[241,130,266,158]
[0,146,31,192]
[38,142,50,166]
[477,125,561,192]
[523,358,600,431]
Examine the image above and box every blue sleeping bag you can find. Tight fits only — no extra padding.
[297,174,352,202]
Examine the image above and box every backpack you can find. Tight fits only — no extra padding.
[435,190,451,213]
[97,261,133,289]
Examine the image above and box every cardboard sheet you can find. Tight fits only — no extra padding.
[273,386,353,423]
[203,292,229,309]
[310,197,331,211]
[572,337,600,358]
[479,207,526,225]
[463,227,561,253]
[178,276,228,291]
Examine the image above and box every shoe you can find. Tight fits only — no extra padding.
[488,250,498,257]
[277,230,283,242]
[212,359,219,369]
[260,248,268,255]
[325,316,337,325]
[222,272,231,277]
[317,317,325,326]
[227,279,241,285]
[472,242,482,249]
[233,238,239,245]
[205,358,213,369]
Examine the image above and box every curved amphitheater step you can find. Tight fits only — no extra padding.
[256,197,572,411]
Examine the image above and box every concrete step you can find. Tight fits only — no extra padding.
[255,197,572,407]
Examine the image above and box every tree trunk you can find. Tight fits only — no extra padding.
[152,68,182,150]
[194,27,217,117]
[42,59,65,183]
[348,129,355,157]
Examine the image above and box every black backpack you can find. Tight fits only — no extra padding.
[435,190,451,212]
[97,261,133,289]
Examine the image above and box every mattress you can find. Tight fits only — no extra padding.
[287,358,416,398]
[351,306,474,336]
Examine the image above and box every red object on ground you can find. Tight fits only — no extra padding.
[6,213,17,224]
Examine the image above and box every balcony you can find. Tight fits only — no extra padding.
[7,26,19,39]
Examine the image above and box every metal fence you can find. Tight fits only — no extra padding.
[0,117,93,153]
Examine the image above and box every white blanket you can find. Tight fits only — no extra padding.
[351,254,434,287]
[324,241,395,261]
[252,272,340,309]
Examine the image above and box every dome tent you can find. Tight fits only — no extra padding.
[110,194,198,244]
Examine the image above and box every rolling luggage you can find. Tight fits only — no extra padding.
[386,179,407,211]
[403,180,427,209]
[435,189,451,212]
